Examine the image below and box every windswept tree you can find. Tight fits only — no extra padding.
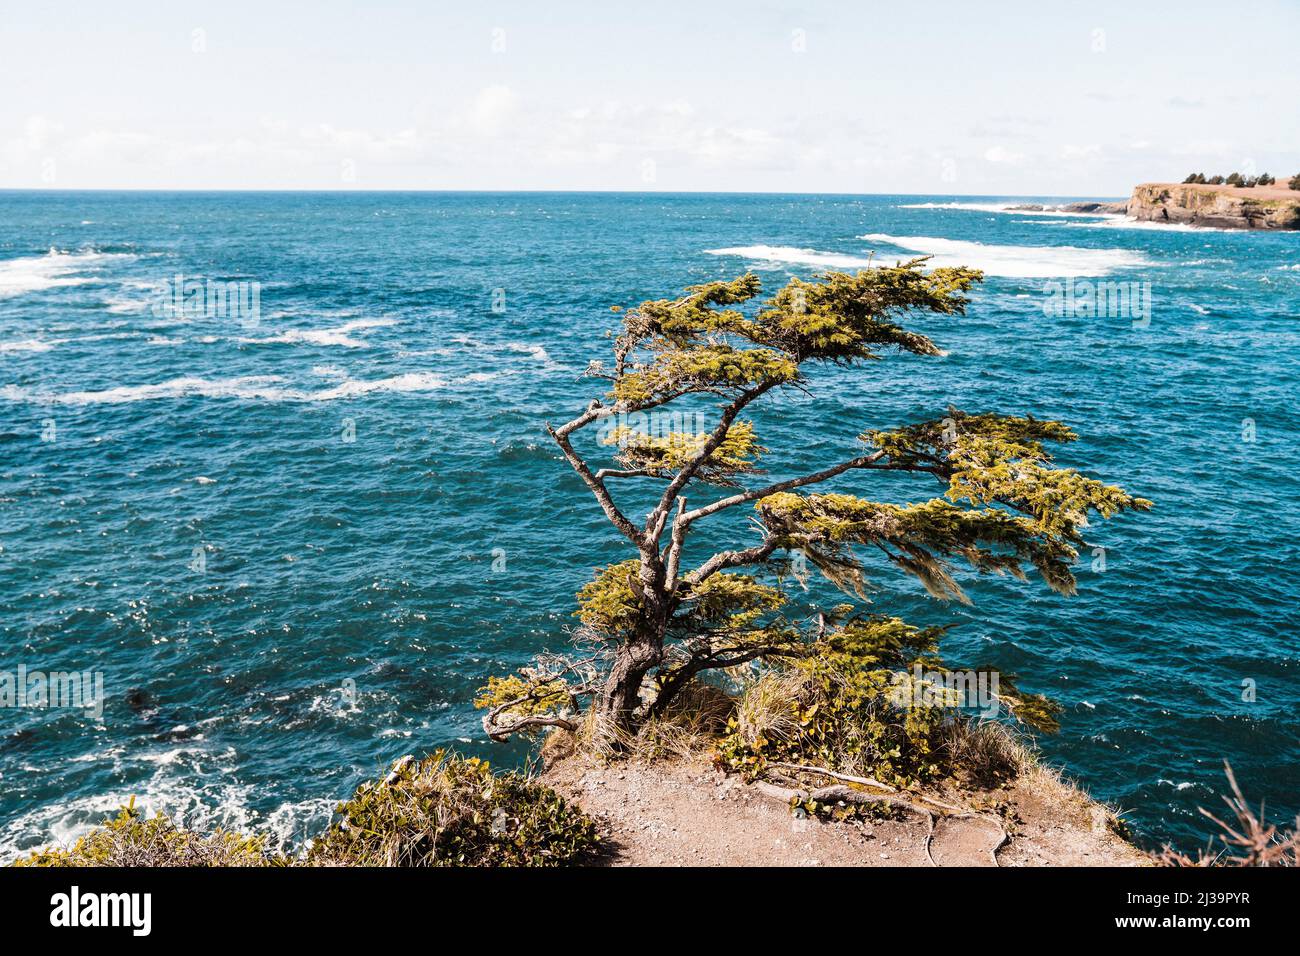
[478,262,1150,743]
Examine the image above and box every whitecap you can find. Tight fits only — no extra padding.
[899,201,1123,219]
[0,249,137,299]
[45,375,292,405]
[704,245,874,269]
[239,317,397,349]
[1065,218,1233,233]
[0,337,62,353]
[858,233,1150,277]
[2,370,499,405]
[307,371,450,401]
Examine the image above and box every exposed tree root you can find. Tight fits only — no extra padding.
[750,769,1009,867]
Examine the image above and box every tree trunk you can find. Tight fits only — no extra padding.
[596,637,661,733]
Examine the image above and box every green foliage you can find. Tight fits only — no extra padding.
[575,559,647,634]
[603,419,766,485]
[13,798,273,867]
[717,614,1062,788]
[16,756,601,869]
[576,559,789,641]
[613,344,799,404]
[623,273,764,345]
[474,674,571,719]
[307,751,600,867]
[717,616,952,787]
[862,408,1152,597]
[678,572,786,628]
[752,262,981,362]
[527,263,1150,752]
[757,492,1067,601]
[1290,174,1300,191]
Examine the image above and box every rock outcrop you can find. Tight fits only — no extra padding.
[1126,182,1300,230]
[1007,201,1128,215]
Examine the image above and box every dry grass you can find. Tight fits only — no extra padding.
[578,680,737,763]
[939,718,1030,787]
[729,669,805,752]
[1156,762,1299,867]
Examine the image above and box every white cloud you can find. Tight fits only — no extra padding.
[1061,143,1102,160]
[983,145,1025,165]
[467,85,519,136]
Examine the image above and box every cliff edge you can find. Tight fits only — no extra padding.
[1127,182,1300,230]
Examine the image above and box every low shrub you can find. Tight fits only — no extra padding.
[306,750,601,867]
[13,798,273,867]
[716,614,1059,789]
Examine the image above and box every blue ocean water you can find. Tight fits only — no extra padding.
[1,191,1297,856]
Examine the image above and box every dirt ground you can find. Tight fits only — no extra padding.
[545,754,1149,867]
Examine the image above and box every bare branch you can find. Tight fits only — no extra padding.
[684,538,782,589]
[647,379,780,544]
[679,450,892,527]
[546,422,647,548]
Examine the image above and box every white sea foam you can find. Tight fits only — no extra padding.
[0,249,136,299]
[307,371,452,401]
[0,744,340,859]
[704,245,874,269]
[450,335,559,368]
[103,295,152,314]
[0,337,63,353]
[1063,217,1232,233]
[44,376,291,405]
[1,370,500,405]
[240,317,397,349]
[899,201,1123,219]
[858,233,1150,277]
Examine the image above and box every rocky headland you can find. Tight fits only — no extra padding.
[1012,183,1300,229]
[1125,182,1300,229]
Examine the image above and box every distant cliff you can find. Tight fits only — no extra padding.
[1126,182,1300,230]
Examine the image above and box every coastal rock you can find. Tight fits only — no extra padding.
[1126,182,1300,230]
[1060,200,1128,215]
[1004,201,1127,214]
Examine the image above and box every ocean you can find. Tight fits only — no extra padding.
[1,190,1297,856]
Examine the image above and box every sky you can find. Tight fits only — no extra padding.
[2,0,1297,194]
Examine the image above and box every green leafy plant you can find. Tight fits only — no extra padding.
[716,613,1060,789]
[13,797,273,867]
[306,751,601,867]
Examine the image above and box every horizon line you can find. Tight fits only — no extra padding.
[0,187,1130,199]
